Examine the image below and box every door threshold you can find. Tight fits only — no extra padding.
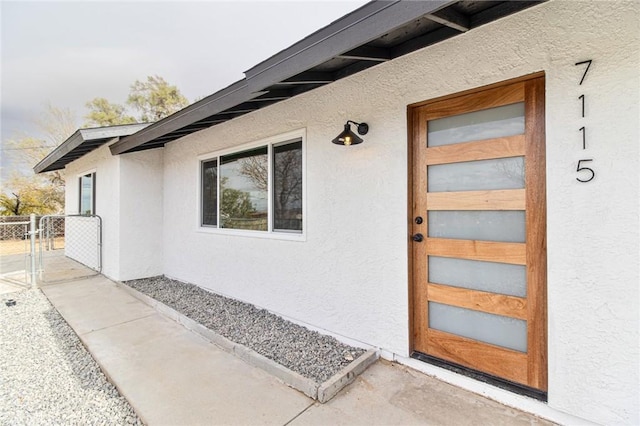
[410,351,547,402]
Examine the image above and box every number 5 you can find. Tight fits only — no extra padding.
[576,159,595,182]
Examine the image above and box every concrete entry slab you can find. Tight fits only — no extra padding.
[81,313,313,425]
[42,277,313,425]
[42,276,156,335]
[117,280,379,402]
[38,250,99,283]
[40,277,558,425]
[292,360,556,426]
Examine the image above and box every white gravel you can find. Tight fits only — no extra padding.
[0,289,141,426]
[125,276,366,384]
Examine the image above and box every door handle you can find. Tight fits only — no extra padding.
[412,233,424,242]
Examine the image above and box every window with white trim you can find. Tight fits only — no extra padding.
[201,138,303,233]
[79,172,95,215]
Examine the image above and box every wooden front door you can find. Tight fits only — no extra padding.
[409,74,547,392]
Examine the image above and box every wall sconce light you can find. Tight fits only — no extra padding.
[332,120,369,146]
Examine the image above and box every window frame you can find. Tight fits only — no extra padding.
[197,129,306,241]
[78,170,96,215]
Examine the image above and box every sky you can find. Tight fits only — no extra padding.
[0,0,367,179]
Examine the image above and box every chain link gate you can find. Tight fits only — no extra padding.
[38,215,102,284]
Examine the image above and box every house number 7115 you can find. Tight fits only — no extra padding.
[575,60,595,183]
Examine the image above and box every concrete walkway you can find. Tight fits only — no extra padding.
[41,276,554,426]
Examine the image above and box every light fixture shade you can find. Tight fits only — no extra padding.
[332,124,363,146]
[332,121,368,146]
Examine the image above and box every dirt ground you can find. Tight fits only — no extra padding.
[0,238,65,256]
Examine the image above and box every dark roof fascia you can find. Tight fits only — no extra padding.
[109,0,543,155]
[109,80,265,155]
[244,0,452,92]
[34,123,150,173]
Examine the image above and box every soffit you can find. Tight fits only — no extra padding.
[34,123,150,173]
[110,0,544,155]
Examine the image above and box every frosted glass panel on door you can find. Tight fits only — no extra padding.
[428,102,525,147]
[428,211,525,242]
[429,302,527,352]
[429,256,526,297]
[428,156,524,192]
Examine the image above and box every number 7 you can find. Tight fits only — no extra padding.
[575,60,593,85]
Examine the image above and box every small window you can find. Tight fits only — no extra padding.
[200,138,303,234]
[202,160,218,226]
[79,172,95,215]
[273,141,302,232]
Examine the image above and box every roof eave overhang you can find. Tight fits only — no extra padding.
[34,130,85,173]
[34,123,150,173]
[110,80,264,155]
[244,0,452,92]
[109,1,456,156]
[108,0,545,155]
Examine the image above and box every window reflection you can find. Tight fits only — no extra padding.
[428,157,525,192]
[201,160,217,226]
[428,102,525,147]
[220,147,268,231]
[274,141,302,232]
[79,173,95,215]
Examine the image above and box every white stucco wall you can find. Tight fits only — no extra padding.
[64,143,164,281]
[118,149,164,281]
[160,1,639,424]
[65,143,120,279]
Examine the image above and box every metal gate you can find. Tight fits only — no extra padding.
[38,215,102,284]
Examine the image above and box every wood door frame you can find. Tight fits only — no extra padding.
[407,72,547,393]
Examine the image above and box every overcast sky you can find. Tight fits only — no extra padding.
[0,0,367,178]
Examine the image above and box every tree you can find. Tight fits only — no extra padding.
[34,103,80,146]
[239,149,302,213]
[239,156,268,192]
[2,75,189,216]
[127,75,189,122]
[84,98,136,127]
[2,104,77,215]
[272,149,302,214]
[220,181,255,220]
[0,175,64,216]
[84,75,189,126]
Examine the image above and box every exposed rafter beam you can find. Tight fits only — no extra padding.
[215,107,259,115]
[425,8,470,32]
[188,119,228,127]
[470,1,541,27]
[333,60,379,81]
[280,71,334,85]
[245,0,451,92]
[337,46,390,62]
[161,127,205,136]
[392,26,460,58]
[252,89,293,102]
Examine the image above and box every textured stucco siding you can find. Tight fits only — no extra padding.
[118,149,164,281]
[62,0,639,424]
[64,144,164,281]
[161,1,639,424]
[65,143,120,279]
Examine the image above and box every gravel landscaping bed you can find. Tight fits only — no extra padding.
[125,276,366,384]
[0,289,141,426]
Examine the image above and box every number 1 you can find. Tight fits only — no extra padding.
[579,126,586,149]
